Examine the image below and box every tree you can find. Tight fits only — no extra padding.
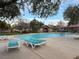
[30,0,61,18]
[14,20,29,31]
[0,0,61,19]
[57,21,65,27]
[0,0,20,19]
[0,20,11,30]
[64,6,79,25]
[30,19,44,32]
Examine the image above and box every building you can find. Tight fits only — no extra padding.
[39,25,53,32]
[57,24,79,32]
[68,24,79,32]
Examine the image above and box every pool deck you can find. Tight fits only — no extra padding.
[0,37,79,59]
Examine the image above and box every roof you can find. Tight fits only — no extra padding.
[69,24,79,28]
[41,25,49,28]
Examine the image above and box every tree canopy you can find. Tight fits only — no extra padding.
[0,20,11,30]
[64,6,79,25]
[0,0,61,19]
[14,20,29,30]
[0,0,20,19]
[30,19,44,32]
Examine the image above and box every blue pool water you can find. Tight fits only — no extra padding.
[20,33,65,40]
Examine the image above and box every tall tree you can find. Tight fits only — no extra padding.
[30,19,44,32]
[0,0,20,19]
[14,20,29,30]
[57,21,65,27]
[0,0,62,19]
[64,6,79,25]
[0,20,11,30]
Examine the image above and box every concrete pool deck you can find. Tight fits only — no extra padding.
[0,37,79,59]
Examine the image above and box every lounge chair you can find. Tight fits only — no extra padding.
[73,35,79,40]
[24,39,47,48]
[0,36,9,41]
[7,40,20,51]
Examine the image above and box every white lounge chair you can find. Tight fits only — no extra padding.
[7,40,20,51]
[23,39,47,48]
[0,36,9,41]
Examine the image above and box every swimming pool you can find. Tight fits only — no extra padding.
[20,33,65,40]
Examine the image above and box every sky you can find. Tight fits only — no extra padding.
[9,0,79,26]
